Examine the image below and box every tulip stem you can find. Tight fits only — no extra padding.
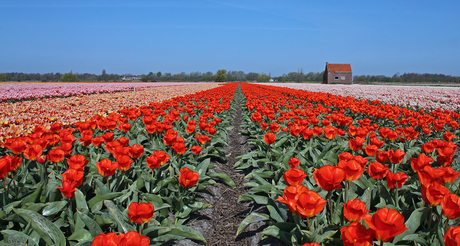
[139,224,142,235]
[307,218,312,232]
[107,177,110,190]
[394,188,399,209]
[445,218,449,232]
[2,179,6,205]
[328,191,334,225]
[344,182,348,203]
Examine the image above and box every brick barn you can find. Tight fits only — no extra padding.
[322,62,352,84]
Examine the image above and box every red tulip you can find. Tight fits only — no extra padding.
[116,155,133,171]
[386,171,408,189]
[190,146,202,155]
[444,226,460,246]
[276,184,309,214]
[375,150,389,164]
[348,137,365,151]
[118,231,150,246]
[96,159,118,177]
[178,167,199,188]
[10,139,27,155]
[283,168,307,186]
[91,136,105,147]
[422,182,450,207]
[128,144,144,159]
[340,222,374,246]
[288,157,301,168]
[195,135,211,145]
[62,168,84,187]
[269,122,280,133]
[342,199,369,222]
[146,151,170,169]
[313,165,345,191]
[47,148,66,163]
[364,145,379,156]
[66,155,89,171]
[388,149,406,164]
[0,157,11,179]
[23,144,43,161]
[442,193,460,219]
[128,202,154,224]
[92,232,120,246]
[367,162,389,180]
[57,179,78,199]
[295,190,326,218]
[364,207,408,242]
[337,160,365,182]
[264,132,276,145]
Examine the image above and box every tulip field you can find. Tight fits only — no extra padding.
[0,82,459,245]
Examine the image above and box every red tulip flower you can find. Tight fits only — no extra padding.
[92,232,120,246]
[348,137,365,151]
[195,135,211,145]
[66,155,89,171]
[288,157,301,168]
[96,159,118,177]
[57,179,78,199]
[367,162,389,180]
[264,132,276,145]
[283,168,307,186]
[342,199,370,222]
[364,207,408,242]
[340,222,374,246]
[128,202,154,224]
[442,193,460,219]
[276,184,310,214]
[337,160,365,182]
[444,226,460,246]
[116,155,133,171]
[23,144,43,161]
[190,146,202,155]
[388,149,406,164]
[47,148,66,163]
[313,165,345,191]
[118,231,150,246]
[422,182,450,207]
[178,167,199,188]
[128,144,144,159]
[386,171,409,189]
[10,139,27,155]
[295,190,326,218]
[364,145,379,156]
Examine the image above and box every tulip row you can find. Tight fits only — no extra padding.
[257,83,460,112]
[0,83,239,245]
[0,83,221,142]
[0,82,210,102]
[236,83,459,245]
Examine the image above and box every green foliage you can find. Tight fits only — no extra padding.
[60,71,79,82]
[215,69,227,82]
[256,73,271,82]
[0,73,6,82]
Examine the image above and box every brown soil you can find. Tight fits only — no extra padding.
[168,87,283,246]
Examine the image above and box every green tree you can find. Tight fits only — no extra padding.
[157,71,162,78]
[0,73,6,82]
[60,71,79,82]
[215,69,227,82]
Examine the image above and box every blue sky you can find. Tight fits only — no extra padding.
[1,0,459,77]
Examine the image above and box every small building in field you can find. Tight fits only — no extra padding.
[322,63,352,84]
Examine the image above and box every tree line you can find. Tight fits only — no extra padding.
[0,70,458,83]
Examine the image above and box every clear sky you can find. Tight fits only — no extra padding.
[1,0,459,77]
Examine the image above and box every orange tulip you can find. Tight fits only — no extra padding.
[295,190,326,218]
[23,144,43,161]
[313,165,345,191]
[367,162,389,180]
[444,226,460,246]
[96,159,118,177]
[386,171,408,189]
[340,222,374,246]
[442,193,460,219]
[118,231,150,246]
[342,199,369,222]
[283,168,307,186]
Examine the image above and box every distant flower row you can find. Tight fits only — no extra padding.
[0,82,211,102]
[257,83,460,112]
[0,84,221,142]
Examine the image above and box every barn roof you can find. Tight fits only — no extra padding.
[327,64,352,72]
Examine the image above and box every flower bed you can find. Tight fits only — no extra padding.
[1,82,460,245]
[0,83,238,245]
[236,83,459,245]
[257,83,460,112]
[0,83,221,142]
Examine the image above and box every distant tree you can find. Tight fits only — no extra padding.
[60,71,79,82]
[246,72,259,81]
[157,72,162,78]
[279,75,286,82]
[256,73,270,82]
[0,73,6,82]
[215,69,227,82]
